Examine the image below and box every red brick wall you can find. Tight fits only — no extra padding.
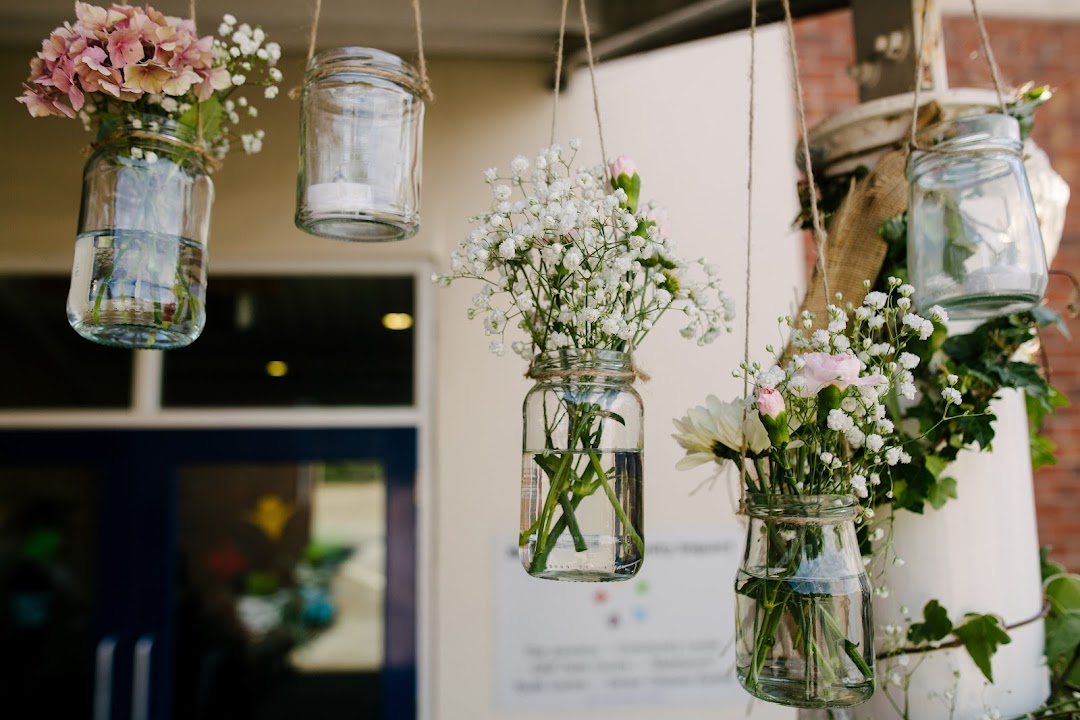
[794,11,1080,570]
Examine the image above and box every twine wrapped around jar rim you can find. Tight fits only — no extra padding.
[87,130,222,173]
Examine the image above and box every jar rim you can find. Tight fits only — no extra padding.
[95,112,199,144]
[744,493,857,519]
[530,348,632,373]
[913,112,1021,152]
[306,46,421,91]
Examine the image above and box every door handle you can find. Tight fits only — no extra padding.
[93,636,117,720]
[131,635,154,720]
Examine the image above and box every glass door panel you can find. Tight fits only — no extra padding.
[0,466,102,717]
[175,460,387,719]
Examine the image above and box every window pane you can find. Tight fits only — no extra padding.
[162,276,415,407]
[176,460,385,718]
[0,277,133,408]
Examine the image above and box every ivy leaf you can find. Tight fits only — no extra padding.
[1046,609,1080,664]
[927,475,958,510]
[1041,548,1066,582]
[1029,305,1071,339]
[953,613,1011,683]
[1031,433,1058,471]
[890,461,936,514]
[1045,573,1080,614]
[908,600,953,645]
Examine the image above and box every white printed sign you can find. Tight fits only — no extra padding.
[494,529,745,711]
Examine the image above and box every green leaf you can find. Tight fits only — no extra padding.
[908,599,954,645]
[953,613,1012,683]
[179,97,224,145]
[927,475,958,510]
[1045,573,1080,614]
[1030,433,1059,470]
[1041,547,1066,582]
[1045,609,1080,664]
[890,460,936,514]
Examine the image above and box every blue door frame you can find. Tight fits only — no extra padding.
[0,427,417,720]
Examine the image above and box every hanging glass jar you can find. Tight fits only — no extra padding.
[295,47,424,242]
[906,113,1048,321]
[67,115,213,350]
[520,349,644,581]
[735,494,875,708]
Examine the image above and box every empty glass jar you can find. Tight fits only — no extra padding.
[906,113,1048,321]
[520,349,644,582]
[735,494,875,708]
[295,47,424,242]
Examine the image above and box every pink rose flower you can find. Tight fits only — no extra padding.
[609,156,637,180]
[793,352,886,397]
[755,387,785,419]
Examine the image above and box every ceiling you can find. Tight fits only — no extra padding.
[1,0,850,63]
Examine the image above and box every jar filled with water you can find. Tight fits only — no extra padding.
[520,349,644,581]
[735,494,875,707]
[67,115,213,349]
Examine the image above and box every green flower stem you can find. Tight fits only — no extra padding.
[532,450,580,556]
[750,579,792,685]
[818,596,873,680]
[558,491,589,552]
[528,493,585,574]
[590,451,644,555]
[754,457,769,493]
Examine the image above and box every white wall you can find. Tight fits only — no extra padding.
[429,29,802,720]
[0,26,803,719]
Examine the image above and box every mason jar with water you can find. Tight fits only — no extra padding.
[735,494,875,707]
[906,113,1048,321]
[67,115,213,349]
[520,349,644,581]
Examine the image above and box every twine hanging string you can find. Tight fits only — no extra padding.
[411,0,436,103]
[970,0,1008,113]
[528,0,647,384]
[909,0,1013,154]
[549,0,570,145]
[737,0,759,515]
[782,0,830,304]
[304,0,323,71]
[578,0,609,175]
[291,0,433,102]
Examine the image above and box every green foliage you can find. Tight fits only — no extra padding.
[1008,84,1053,140]
[1044,573,1080,697]
[908,599,953,644]
[867,213,1068,513]
[952,613,1011,683]
[1042,546,1067,582]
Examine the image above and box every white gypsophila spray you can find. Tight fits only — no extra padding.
[435,142,736,358]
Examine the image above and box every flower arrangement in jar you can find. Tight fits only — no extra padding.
[436,141,735,580]
[16,3,282,348]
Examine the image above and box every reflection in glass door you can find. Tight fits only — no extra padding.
[0,428,416,720]
[176,461,388,719]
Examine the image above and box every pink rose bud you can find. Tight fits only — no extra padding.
[755,388,785,419]
[609,156,637,179]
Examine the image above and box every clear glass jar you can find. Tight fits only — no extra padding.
[735,494,875,707]
[295,47,424,242]
[67,115,213,349]
[906,113,1048,321]
[520,349,644,581]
